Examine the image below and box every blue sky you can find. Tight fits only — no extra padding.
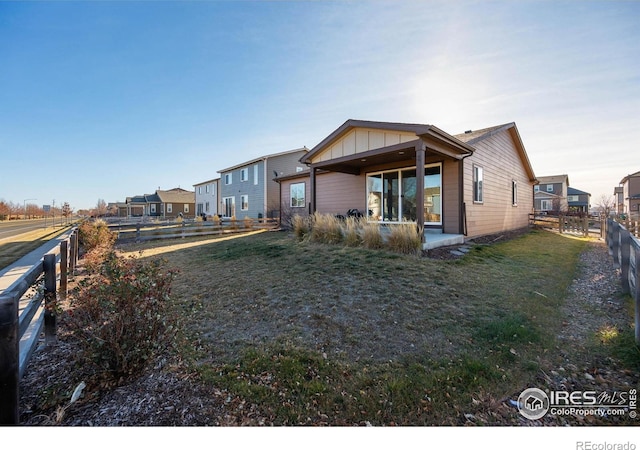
[0,0,638,211]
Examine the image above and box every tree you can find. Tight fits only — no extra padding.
[0,200,9,220]
[62,202,73,225]
[95,199,108,217]
[595,194,616,218]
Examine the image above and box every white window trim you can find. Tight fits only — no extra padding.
[546,184,553,192]
[167,203,173,213]
[225,173,232,185]
[253,164,259,185]
[290,182,306,208]
[241,194,249,211]
[184,204,189,213]
[473,165,484,204]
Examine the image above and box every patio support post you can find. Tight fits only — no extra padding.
[310,165,317,214]
[415,141,426,243]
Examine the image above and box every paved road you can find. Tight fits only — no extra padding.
[0,218,68,241]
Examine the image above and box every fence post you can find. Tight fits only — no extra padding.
[632,238,640,345]
[43,254,57,346]
[620,229,631,295]
[136,224,141,241]
[0,291,19,425]
[69,229,77,277]
[559,215,563,234]
[182,221,186,239]
[612,222,620,267]
[60,240,68,300]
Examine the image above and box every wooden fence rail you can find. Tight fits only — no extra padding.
[111,218,279,243]
[529,213,603,238]
[606,218,640,345]
[0,228,78,425]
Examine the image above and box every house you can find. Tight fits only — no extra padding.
[218,147,308,219]
[124,187,196,219]
[534,174,569,212]
[567,187,591,214]
[614,186,625,215]
[193,178,220,218]
[619,170,640,218]
[278,119,537,246]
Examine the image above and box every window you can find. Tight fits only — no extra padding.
[205,184,210,193]
[473,165,483,203]
[197,203,203,215]
[254,165,259,185]
[211,183,216,195]
[290,182,306,208]
[512,180,518,206]
[240,168,248,182]
[150,204,156,214]
[541,199,553,211]
[184,204,189,213]
[241,195,248,211]
[223,197,235,217]
[225,173,232,185]
[167,203,173,213]
[567,195,579,202]
[205,202,209,212]
[534,185,540,192]
[198,186,202,195]
[546,184,553,192]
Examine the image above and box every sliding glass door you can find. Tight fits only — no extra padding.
[366,164,441,225]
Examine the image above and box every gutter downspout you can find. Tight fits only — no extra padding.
[459,152,474,236]
[263,158,268,218]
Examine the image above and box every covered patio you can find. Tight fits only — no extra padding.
[301,121,476,243]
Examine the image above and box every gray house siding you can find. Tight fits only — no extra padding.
[219,149,308,219]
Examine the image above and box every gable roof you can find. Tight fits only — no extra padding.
[620,170,640,185]
[567,187,590,196]
[537,174,569,185]
[193,178,220,186]
[454,122,537,182]
[299,119,475,165]
[156,187,194,204]
[218,147,308,173]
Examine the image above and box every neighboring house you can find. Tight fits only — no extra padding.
[567,187,591,214]
[619,170,640,218]
[218,147,308,219]
[534,174,569,212]
[278,119,536,241]
[614,186,624,215]
[124,187,196,219]
[193,178,220,218]
[107,202,128,217]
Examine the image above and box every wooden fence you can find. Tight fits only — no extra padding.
[0,229,78,425]
[529,213,602,237]
[606,218,640,345]
[111,217,280,243]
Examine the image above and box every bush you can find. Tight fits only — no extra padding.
[310,213,343,244]
[386,223,422,255]
[78,219,116,253]
[292,214,311,240]
[67,252,178,381]
[343,216,362,247]
[361,221,384,249]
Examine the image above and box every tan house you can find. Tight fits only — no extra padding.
[619,170,640,218]
[124,187,196,219]
[278,119,537,245]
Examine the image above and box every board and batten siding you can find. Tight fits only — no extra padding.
[463,129,534,238]
[312,128,418,164]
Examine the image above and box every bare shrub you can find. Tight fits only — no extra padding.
[386,223,421,255]
[310,213,343,244]
[78,219,116,254]
[361,221,384,249]
[343,216,363,247]
[292,214,311,240]
[67,252,178,381]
